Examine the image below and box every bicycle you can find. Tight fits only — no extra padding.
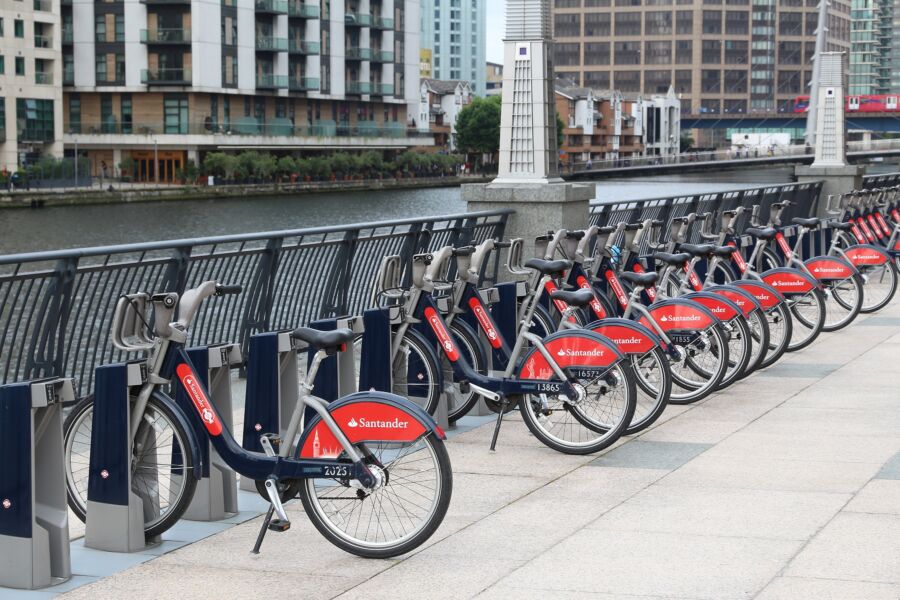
[64,281,452,558]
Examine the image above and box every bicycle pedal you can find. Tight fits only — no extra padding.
[268,519,291,532]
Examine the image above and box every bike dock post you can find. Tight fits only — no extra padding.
[0,377,75,590]
[240,331,301,492]
[177,343,241,521]
[84,360,158,552]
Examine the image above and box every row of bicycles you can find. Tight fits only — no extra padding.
[58,185,899,562]
[368,185,900,456]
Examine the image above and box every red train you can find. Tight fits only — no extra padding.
[793,94,900,113]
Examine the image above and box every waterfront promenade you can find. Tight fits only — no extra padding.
[47,302,900,599]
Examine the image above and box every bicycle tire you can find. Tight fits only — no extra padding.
[713,314,753,390]
[667,323,730,404]
[785,288,826,352]
[519,359,637,454]
[379,328,443,415]
[445,320,487,422]
[821,274,864,332]
[625,346,672,435]
[739,307,770,378]
[858,261,899,313]
[298,432,452,558]
[64,394,198,539]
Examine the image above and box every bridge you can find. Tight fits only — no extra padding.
[563,139,900,180]
[683,111,900,133]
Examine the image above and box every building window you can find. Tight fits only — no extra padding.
[645,40,672,64]
[702,69,721,92]
[554,13,581,37]
[675,10,693,33]
[0,56,4,75]
[724,40,748,64]
[101,94,115,132]
[95,55,106,82]
[615,70,641,92]
[95,15,106,42]
[724,69,747,92]
[778,41,802,64]
[164,94,189,134]
[777,70,801,93]
[674,69,691,93]
[585,42,610,65]
[583,71,610,88]
[701,98,720,113]
[645,11,672,34]
[554,42,581,66]
[614,41,641,65]
[121,94,132,134]
[725,10,748,34]
[0,18,4,36]
[15,56,25,76]
[614,12,642,35]
[584,13,610,36]
[778,12,802,35]
[14,19,24,38]
[702,11,721,33]
[16,98,55,141]
[724,99,747,113]
[702,40,721,64]
[115,53,125,82]
[115,14,124,42]
[645,69,672,92]
[675,40,692,64]
[68,95,81,133]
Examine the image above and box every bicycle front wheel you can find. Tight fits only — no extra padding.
[64,394,197,539]
[821,275,864,332]
[668,324,730,404]
[298,433,452,558]
[858,262,899,313]
[785,289,826,351]
[627,347,672,435]
[519,359,637,455]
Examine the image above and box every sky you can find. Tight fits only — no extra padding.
[485,2,506,64]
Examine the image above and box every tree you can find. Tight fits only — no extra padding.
[680,134,695,153]
[203,152,231,178]
[455,95,502,156]
[276,156,296,178]
[556,112,565,150]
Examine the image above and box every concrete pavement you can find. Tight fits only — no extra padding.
[53,302,900,600]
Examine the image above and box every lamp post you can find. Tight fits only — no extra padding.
[154,138,158,184]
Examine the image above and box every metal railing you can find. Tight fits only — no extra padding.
[141,68,192,84]
[346,47,373,60]
[589,181,824,253]
[256,73,288,89]
[0,210,511,398]
[347,81,373,94]
[288,76,320,91]
[288,1,319,17]
[862,172,900,189]
[289,39,320,54]
[256,36,289,51]
[141,28,191,43]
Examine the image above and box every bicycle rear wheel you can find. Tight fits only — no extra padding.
[858,262,898,313]
[821,275,864,332]
[298,433,452,558]
[714,315,753,390]
[519,360,637,454]
[785,289,826,352]
[627,347,672,435]
[668,324,730,404]
[64,394,197,539]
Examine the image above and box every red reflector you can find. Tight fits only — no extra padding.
[339,343,347,352]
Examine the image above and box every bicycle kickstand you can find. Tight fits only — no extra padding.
[489,400,507,451]
[251,505,276,554]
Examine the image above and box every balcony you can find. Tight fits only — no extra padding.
[33,0,51,11]
[346,47,373,60]
[34,34,53,49]
[345,11,372,26]
[372,49,394,62]
[35,72,53,85]
[141,68,192,84]
[257,73,288,89]
[288,1,319,17]
[256,36,288,51]
[255,0,288,13]
[289,76,319,91]
[63,66,74,84]
[141,29,191,44]
[289,39,320,54]
[62,27,73,44]
[372,82,394,96]
[347,80,372,94]
[373,16,394,29]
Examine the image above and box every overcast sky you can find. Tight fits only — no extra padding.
[485,2,505,64]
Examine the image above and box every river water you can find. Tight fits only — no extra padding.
[0,166,804,255]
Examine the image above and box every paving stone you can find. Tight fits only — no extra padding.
[844,479,900,514]
[755,363,842,378]
[755,576,900,600]
[494,529,801,599]
[588,440,712,470]
[587,485,849,541]
[785,512,900,584]
[857,316,900,326]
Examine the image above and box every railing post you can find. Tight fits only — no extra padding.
[161,246,192,293]
[239,238,283,359]
[319,230,359,318]
[24,257,77,379]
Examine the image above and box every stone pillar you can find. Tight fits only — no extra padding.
[795,52,864,217]
[463,182,594,264]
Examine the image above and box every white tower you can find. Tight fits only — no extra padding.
[494,0,562,184]
[810,52,847,168]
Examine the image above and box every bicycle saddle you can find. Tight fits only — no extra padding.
[291,327,355,351]
[745,227,777,240]
[653,252,691,265]
[524,258,571,276]
[619,271,658,288]
[549,288,595,308]
[827,220,855,231]
[791,217,821,229]
[678,243,717,257]
[711,245,738,257]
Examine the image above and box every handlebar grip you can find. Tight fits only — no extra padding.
[215,284,243,296]
[493,240,512,248]
[565,230,586,240]
[452,246,476,257]
[624,223,643,231]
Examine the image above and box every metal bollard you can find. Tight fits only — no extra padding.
[0,377,75,589]
[177,343,241,521]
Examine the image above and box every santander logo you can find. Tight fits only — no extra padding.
[347,417,409,429]
[557,347,604,357]
[772,279,806,287]
[605,271,628,307]
[424,307,459,361]
[813,266,847,274]
[660,314,701,322]
[176,364,222,436]
[576,276,605,317]
[710,306,726,314]
[613,336,644,345]
[468,298,501,348]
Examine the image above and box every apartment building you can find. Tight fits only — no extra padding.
[551,0,851,116]
[849,0,893,94]
[485,60,502,96]
[416,77,471,148]
[555,80,680,165]
[0,0,63,172]
[61,0,426,182]
[420,0,486,95]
